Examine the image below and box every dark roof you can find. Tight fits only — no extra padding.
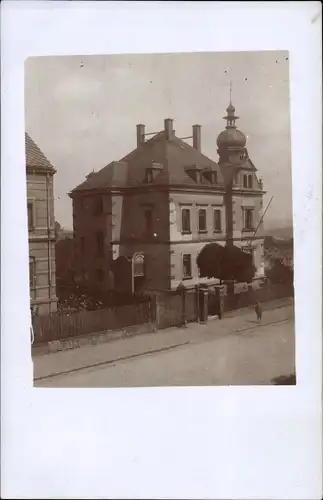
[25,133,55,169]
[71,130,224,193]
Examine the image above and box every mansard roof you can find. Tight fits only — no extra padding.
[71,129,224,194]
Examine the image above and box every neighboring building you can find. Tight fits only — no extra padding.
[26,133,57,314]
[70,102,265,294]
[55,233,75,304]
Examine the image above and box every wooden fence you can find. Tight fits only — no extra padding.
[32,281,293,345]
[33,300,152,345]
[223,282,294,312]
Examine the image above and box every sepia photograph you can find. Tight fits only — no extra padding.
[2,3,322,499]
[26,51,295,388]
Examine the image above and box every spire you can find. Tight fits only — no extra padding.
[223,80,239,129]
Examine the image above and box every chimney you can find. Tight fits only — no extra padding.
[193,124,201,152]
[136,124,145,147]
[164,118,174,140]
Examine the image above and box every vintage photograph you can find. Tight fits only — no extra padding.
[26,51,295,388]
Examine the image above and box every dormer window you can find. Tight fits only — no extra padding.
[145,161,163,183]
[248,175,253,188]
[243,175,248,188]
[185,163,202,183]
[145,169,153,183]
[199,167,218,184]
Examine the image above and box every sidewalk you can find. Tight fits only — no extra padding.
[33,298,294,381]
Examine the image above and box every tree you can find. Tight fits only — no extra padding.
[265,259,293,285]
[197,243,256,284]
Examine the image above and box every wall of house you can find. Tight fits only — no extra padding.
[169,240,224,290]
[169,191,225,242]
[232,191,264,238]
[72,193,114,292]
[72,183,265,294]
[114,189,170,291]
[168,190,226,289]
[27,170,57,314]
[231,191,265,277]
[119,190,170,243]
[168,189,265,288]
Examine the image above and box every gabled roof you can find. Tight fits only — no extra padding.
[71,130,224,193]
[25,133,55,170]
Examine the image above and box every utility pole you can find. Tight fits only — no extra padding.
[246,196,273,246]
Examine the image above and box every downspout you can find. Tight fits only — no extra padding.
[46,172,52,315]
[225,177,234,296]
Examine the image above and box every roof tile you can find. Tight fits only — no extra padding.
[25,133,54,169]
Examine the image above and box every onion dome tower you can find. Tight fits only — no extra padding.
[217,83,247,165]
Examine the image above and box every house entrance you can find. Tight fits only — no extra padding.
[207,285,225,318]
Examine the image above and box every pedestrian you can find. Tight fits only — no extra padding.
[255,301,262,322]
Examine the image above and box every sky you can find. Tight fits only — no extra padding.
[25,51,292,230]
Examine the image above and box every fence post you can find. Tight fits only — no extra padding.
[149,295,157,330]
[195,285,200,323]
[181,288,187,327]
[154,293,161,329]
[198,287,208,323]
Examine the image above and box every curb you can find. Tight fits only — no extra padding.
[34,341,191,382]
[32,322,156,357]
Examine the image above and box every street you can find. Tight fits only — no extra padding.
[34,301,295,388]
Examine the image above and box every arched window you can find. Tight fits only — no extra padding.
[133,253,145,277]
[243,175,248,188]
[248,175,253,188]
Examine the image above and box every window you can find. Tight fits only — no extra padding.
[183,254,192,279]
[96,231,104,257]
[181,208,191,233]
[198,209,207,232]
[213,209,222,232]
[248,175,253,188]
[145,169,153,183]
[212,171,218,184]
[93,196,103,215]
[133,254,145,277]
[29,257,36,288]
[80,237,85,253]
[95,269,104,282]
[243,175,248,188]
[244,209,253,230]
[27,201,34,231]
[144,210,153,238]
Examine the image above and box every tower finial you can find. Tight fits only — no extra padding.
[229,80,232,104]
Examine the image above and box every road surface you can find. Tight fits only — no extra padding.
[35,304,295,388]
